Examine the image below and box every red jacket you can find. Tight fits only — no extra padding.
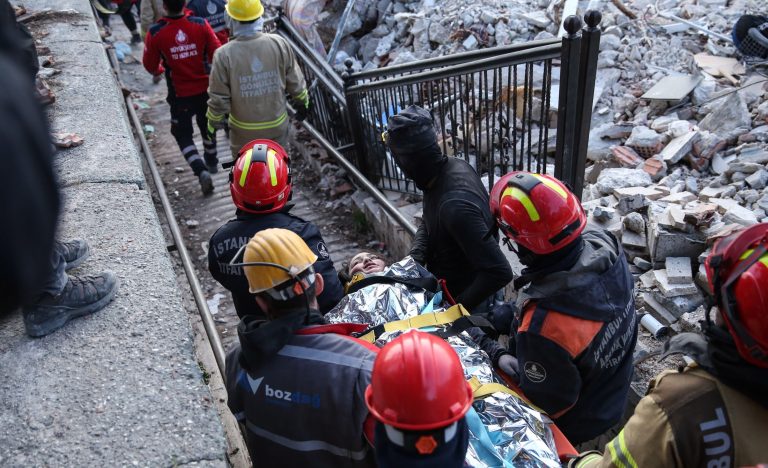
[142,15,221,98]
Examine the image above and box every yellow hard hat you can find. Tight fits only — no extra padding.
[225,0,264,22]
[243,228,317,294]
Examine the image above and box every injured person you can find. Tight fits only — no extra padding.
[326,253,565,466]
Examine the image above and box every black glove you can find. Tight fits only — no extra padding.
[294,100,310,121]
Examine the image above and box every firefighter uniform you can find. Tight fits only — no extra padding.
[143,14,221,177]
[226,312,377,468]
[139,0,164,37]
[207,29,308,157]
[485,228,638,445]
[208,209,344,317]
[575,365,768,467]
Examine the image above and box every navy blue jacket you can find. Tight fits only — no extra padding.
[501,229,637,444]
[208,208,344,317]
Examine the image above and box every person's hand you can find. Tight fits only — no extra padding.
[292,97,310,121]
[498,354,519,381]
[207,116,228,136]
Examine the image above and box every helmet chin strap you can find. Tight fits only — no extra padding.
[229,244,312,325]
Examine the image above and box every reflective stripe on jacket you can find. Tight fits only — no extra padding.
[207,32,306,152]
[226,327,377,468]
[574,366,768,467]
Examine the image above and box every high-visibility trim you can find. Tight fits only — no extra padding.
[739,249,768,268]
[278,345,374,371]
[246,421,370,460]
[468,377,545,414]
[607,430,638,468]
[533,173,568,199]
[267,149,278,186]
[229,112,288,130]
[206,108,224,121]
[295,88,309,106]
[239,149,253,187]
[574,453,603,467]
[357,304,470,343]
[501,187,540,222]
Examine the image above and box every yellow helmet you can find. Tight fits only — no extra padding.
[225,0,264,22]
[243,228,317,294]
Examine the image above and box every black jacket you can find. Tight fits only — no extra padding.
[486,228,637,444]
[208,208,344,317]
[410,158,513,311]
[0,51,59,314]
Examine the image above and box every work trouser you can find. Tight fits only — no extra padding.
[168,92,218,175]
[40,241,70,297]
[98,1,139,32]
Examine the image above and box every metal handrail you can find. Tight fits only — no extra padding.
[125,96,227,377]
[277,15,345,89]
[349,38,560,81]
[345,43,561,94]
[276,28,347,103]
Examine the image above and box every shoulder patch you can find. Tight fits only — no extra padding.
[538,310,603,358]
[316,241,329,259]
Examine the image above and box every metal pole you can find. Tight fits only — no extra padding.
[658,11,733,43]
[571,11,602,198]
[327,0,358,66]
[125,96,228,378]
[554,15,582,184]
[297,116,418,237]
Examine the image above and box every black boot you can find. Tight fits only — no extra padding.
[199,170,214,195]
[57,239,90,270]
[23,272,119,337]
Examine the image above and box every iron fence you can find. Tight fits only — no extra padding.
[276,10,602,198]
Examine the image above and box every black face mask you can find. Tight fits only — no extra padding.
[390,140,448,190]
[374,419,470,468]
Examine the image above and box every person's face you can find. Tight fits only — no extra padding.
[348,252,386,276]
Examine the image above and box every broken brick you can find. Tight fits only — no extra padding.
[611,146,644,167]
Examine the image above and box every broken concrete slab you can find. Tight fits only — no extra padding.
[639,270,656,288]
[653,291,707,318]
[593,205,616,222]
[699,185,734,201]
[648,219,707,262]
[596,168,653,196]
[642,292,679,325]
[683,202,718,227]
[650,114,680,133]
[654,269,700,297]
[710,198,758,226]
[692,131,727,161]
[622,229,648,251]
[633,257,653,271]
[659,131,699,164]
[665,257,693,284]
[659,191,697,204]
[623,212,646,234]
[699,92,752,141]
[746,169,768,190]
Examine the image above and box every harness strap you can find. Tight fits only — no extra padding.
[357,304,470,343]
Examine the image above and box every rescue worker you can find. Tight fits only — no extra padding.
[366,331,472,468]
[385,105,513,315]
[486,171,637,445]
[225,228,377,467]
[207,0,310,157]
[139,0,164,40]
[208,139,343,317]
[571,223,768,467]
[143,0,221,195]
[185,0,229,44]
[97,0,143,43]
[1,2,119,332]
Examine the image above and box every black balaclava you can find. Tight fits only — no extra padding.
[386,105,448,190]
[513,236,585,289]
[374,419,470,468]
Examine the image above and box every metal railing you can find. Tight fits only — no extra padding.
[276,10,602,200]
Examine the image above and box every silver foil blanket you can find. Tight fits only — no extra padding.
[376,329,560,467]
[325,256,435,326]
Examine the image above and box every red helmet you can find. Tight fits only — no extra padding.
[705,223,768,368]
[365,331,473,432]
[490,171,586,255]
[230,139,291,214]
